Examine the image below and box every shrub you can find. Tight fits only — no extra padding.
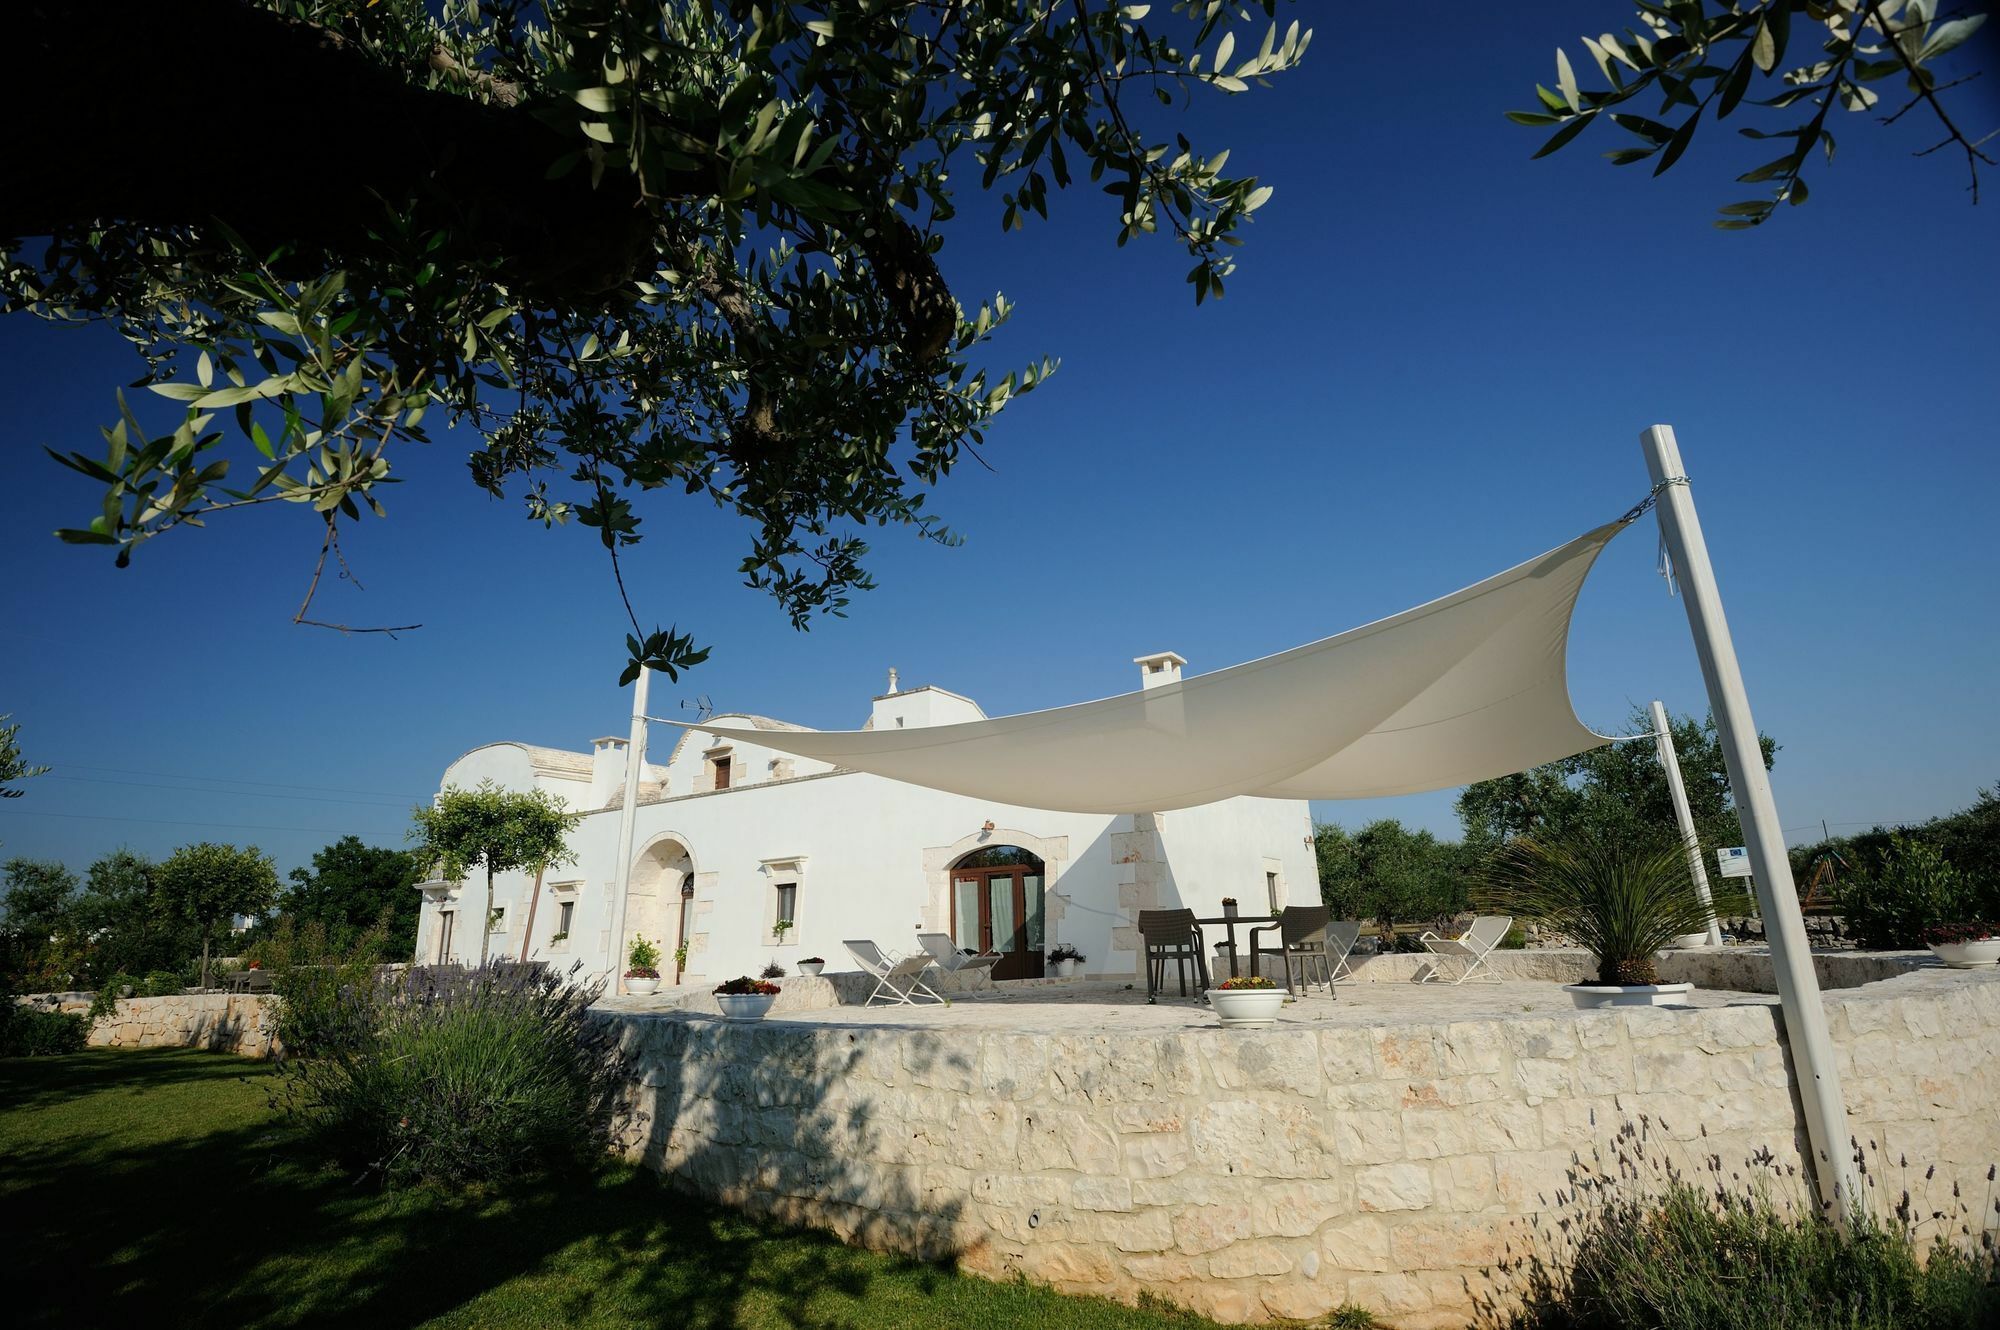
[1839,837,1984,951]
[1,1001,89,1056]
[1047,942,1085,964]
[142,970,184,996]
[252,915,388,1057]
[759,961,786,979]
[276,962,627,1189]
[712,976,778,996]
[1214,974,1277,990]
[1499,923,1530,949]
[1480,1128,1999,1330]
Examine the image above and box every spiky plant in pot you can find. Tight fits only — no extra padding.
[1479,834,1749,986]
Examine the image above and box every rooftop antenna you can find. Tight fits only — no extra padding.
[682,695,714,722]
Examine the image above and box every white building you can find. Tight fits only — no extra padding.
[413,655,1320,986]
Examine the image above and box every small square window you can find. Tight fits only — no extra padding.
[488,905,508,933]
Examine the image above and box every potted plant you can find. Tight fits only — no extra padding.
[1206,974,1284,1026]
[798,956,826,976]
[761,961,787,979]
[772,917,794,944]
[673,938,691,980]
[1047,942,1085,978]
[1924,921,2000,969]
[625,935,663,996]
[1482,833,1750,1009]
[1221,896,1240,919]
[714,975,780,1019]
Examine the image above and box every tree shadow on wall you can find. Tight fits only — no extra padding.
[1,1046,986,1329]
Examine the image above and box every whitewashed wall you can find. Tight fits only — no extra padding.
[414,740,1317,986]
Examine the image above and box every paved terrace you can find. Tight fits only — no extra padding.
[596,975,1779,1033]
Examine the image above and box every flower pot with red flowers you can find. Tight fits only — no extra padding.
[624,936,663,996]
[713,975,780,1019]
[1924,922,2000,969]
[1206,974,1285,1027]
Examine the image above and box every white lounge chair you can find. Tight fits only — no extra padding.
[845,939,949,1007]
[1326,920,1363,982]
[1415,915,1511,985]
[916,932,1001,975]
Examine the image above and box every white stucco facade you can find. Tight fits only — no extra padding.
[413,662,1319,988]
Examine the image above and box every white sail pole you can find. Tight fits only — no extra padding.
[1640,424,1858,1216]
[1650,698,1724,948]
[605,667,651,994]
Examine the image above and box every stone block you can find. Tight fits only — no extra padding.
[1201,1030,1322,1097]
[1208,1239,1297,1279]
[1439,1021,1506,1075]
[1321,1213,1393,1273]
[1071,1176,1133,1212]
[1355,1162,1433,1212]
[1318,1026,1380,1084]
[1347,1271,1434,1317]
[1190,1099,1330,1179]
[1430,1154,1498,1212]
[1172,1204,1254,1255]
[1331,1108,1405,1165]
[1250,1181,1345,1238]
[1375,1029,1440,1079]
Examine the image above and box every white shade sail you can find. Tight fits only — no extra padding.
[677,521,1630,813]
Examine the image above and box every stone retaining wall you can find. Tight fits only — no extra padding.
[85,993,280,1057]
[605,966,2000,1328]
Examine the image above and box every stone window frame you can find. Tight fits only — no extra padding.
[759,856,807,943]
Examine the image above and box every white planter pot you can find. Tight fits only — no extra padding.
[1929,938,2000,968]
[1668,933,1710,950]
[1205,988,1286,1027]
[798,962,825,976]
[624,976,660,996]
[1052,958,1077,979]
[1564,982,1693,1009]
[716,992,777,1020]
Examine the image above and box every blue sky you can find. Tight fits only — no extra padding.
[3,2,1996,877]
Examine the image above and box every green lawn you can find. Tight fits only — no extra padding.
[1,1049,1230,1329]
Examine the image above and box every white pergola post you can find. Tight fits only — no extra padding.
[1640,424,1859,1216]
[604,666,651,995]
[1650,698,1724,948]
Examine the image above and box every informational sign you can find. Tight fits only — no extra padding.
[1716,846,1753,878]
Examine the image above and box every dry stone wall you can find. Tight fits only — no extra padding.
[606,966,2000,1328]
[84,993,280,1058]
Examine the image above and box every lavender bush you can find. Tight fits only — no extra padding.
[275,962,630,1188]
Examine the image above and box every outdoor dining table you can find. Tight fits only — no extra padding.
[1194,913,1278,980]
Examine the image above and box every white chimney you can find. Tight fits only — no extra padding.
[1133,651,1187,691]
[887,666,900,694]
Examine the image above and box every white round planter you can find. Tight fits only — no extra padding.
[1668,933,1710,950]
[1206,988,1286,1027]
[1564,982,1693,1009]
[1051,958,1079,979]
[1929,938,2000,968]
[624,976,660,996]
[798,961,825,977]
[716,993,778,1020]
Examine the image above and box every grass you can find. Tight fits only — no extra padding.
[1,1049,1240,1329]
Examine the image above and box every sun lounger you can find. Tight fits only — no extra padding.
[915,932,1001,975]
[1415,915,1511,984]
[845,939,949,1006]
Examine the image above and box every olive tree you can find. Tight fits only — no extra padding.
[1,715,49,801]
[155,842,281,990]
[409,781,582,967]
[5,0,1307,681]
[1514,0,1991,226]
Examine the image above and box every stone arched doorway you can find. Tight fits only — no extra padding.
[627,834,694,978]
[949,845,1046,980]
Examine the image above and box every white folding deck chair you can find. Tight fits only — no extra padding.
[1415,915,1511,985]
[845,940,949,1006]
[915,932,1001,976]
[1326,920,1363,982]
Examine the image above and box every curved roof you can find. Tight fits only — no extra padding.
[663,713,814,768]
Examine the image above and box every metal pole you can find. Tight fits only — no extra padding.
[1640,424,1859,1216]
[1650,699,1724,947]
[604,667,651,995]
